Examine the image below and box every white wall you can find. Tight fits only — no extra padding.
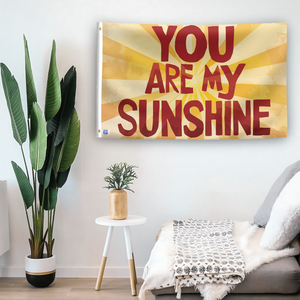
[0,0,300,278]
[0,181,10,256]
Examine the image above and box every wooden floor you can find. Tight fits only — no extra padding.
[0,278,154,300]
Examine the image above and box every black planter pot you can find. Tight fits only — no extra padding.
[25,254,56,288]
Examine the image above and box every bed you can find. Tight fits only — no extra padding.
[139,160,300,300]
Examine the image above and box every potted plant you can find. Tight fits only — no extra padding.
[104,163,138,220]
[0,36,80,287]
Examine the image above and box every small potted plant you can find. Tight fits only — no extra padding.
[104,163,138,220]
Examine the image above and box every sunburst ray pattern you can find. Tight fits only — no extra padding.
[97,22,287,140]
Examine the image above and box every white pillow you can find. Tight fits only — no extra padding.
[253,159,300,227]
[260,171,300,250]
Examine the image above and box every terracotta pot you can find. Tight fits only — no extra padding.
[25,254,56,287]
[109,189,128,220]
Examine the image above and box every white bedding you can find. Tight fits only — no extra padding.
[138,220,300,300]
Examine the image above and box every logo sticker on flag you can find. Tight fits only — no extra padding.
[96,22,287,140]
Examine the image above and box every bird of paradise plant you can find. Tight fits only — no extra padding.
[0,36,80,258]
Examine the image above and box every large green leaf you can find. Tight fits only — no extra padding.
[38,133,55,188]
[47,115,59,135]
[56,167,70,188]
[53,109,80,173]
[11,161,34,209]
[0,63,27,145]
[45,40,61,121]
[23,35,37,118]
[30,102,47,171]
[39,172,57,211]
[54,66,76,146]
[46,66,76,142]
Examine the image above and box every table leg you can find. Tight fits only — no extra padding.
[124,226,137,296]
[128,227,137,284]
[95,226,114,291]
[132,252,137,284]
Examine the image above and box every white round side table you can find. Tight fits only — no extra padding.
[95,215,147,295]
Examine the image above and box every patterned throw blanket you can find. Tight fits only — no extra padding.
[173,219,245,289]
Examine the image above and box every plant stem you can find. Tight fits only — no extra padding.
[24,206,33,241]
[19,144,34,249]
[52,207,56,233]
[20,145,30,180]
[48,207,51,255]
[31,168,36,226]
[49,207,56,256]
